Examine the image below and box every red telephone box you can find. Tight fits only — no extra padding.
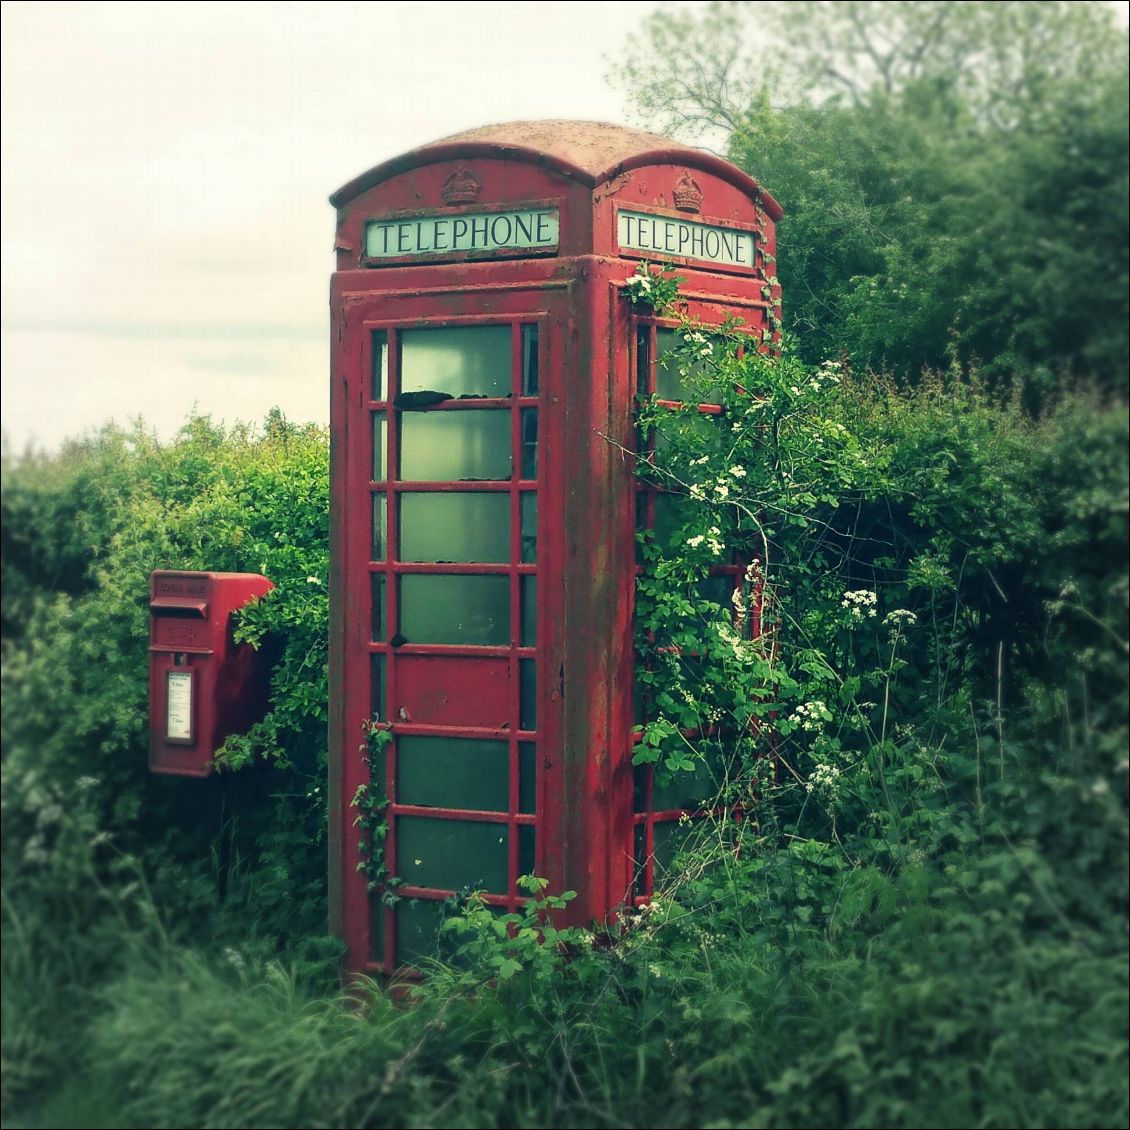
[328,120,782,974]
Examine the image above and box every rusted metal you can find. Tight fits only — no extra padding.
[328,121,780,976]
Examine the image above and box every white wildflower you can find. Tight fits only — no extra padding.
[883,609,918,628]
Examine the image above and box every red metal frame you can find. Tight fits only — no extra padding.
[329,123,781,976]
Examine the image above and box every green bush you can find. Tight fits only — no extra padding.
[2,354,1126,1127]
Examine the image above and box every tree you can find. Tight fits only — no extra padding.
[614,1,1129,395]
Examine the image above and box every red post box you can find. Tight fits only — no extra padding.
[328,120,782,974]
[148,570,275,777]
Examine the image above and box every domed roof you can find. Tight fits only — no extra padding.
[330,119,781,218]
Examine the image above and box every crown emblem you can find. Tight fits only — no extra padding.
[442,167,482,206]
[673,171,703,213]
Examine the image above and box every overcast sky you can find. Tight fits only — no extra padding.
[4,2,1127,453]
[1,1,668,451]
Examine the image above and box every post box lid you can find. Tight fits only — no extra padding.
[330,119,782,219]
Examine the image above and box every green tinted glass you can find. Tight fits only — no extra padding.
[399,411,511,482]
[520,492,537,562]
[518,825,536,878]
[372,413,387,480]
[521,409,538,480]
[397,736,509,812]
[399,493,509,563]
[519,742,536,814]
[397,816,508,893]
[656,328,725,403]
[399,575,509,645]
[520,576,537,646]
[371,573,385,640]
[400,326,511,398]
[371,653,385,721]
[520,659,536,730]
[395,899,447,966]
[651,757,719,812]
[522,324,539,395]
[372,494,387,559]
[371,331,388,401]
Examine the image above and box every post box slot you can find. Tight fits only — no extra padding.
[150,600,209,618]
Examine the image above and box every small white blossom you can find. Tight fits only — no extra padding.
[883,609,918,627]
[842,589,878,622]
[789,700,831,732]
[806,761,843,798]
[729,465,746,479]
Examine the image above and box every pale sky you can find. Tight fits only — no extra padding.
[4,2,1127,452]
[1,1,659,451]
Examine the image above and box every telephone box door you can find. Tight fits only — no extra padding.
[332,279,571,974]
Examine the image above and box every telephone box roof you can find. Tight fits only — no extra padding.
[330,119,782,219]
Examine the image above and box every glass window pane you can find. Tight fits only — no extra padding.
[370,899,385,963]
[397,816,508,893]
[400,326,511,399]
[636,326,651,395]
[372,494,387,559]
[633,823,648,891]
[652,491,697,547]
[652,756,719,812]
[520,576,537,646]
[400,493,509,563]
[522,324,539,395]
[657,328,725,403]
[520,492,537,562]
[372,413,387,481]
[518,825,536,879]
[371,653,386,721]
[519,742,536,814]
[397,736,509,812]
[395,899,446,966]
[371,573,385,640]
[372,331,388,400]
[399,575,510,646]
[520,659,536,730]
[653,408,724,459]
[400,411,511,482]
[652,818,696,878]
[521,409,538,480]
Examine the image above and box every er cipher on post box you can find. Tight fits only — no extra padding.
[328,120,782,975]
[149,570,275,777]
